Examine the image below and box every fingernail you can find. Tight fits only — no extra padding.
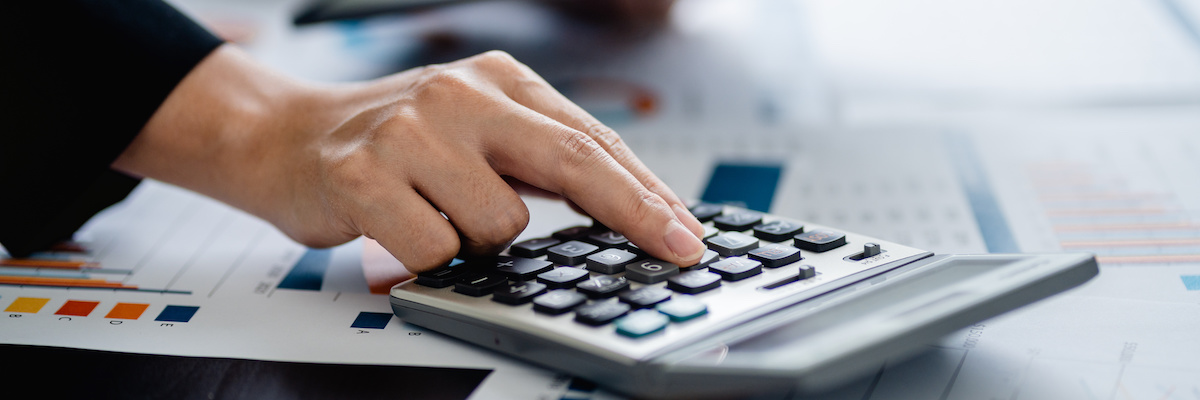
[672,204,704,237]
[664,219,706,261]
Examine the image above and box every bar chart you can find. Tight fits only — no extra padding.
[1019,138,1200,267]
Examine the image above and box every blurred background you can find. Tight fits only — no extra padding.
[164,1,1200,398]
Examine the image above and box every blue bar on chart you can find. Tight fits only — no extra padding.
[155,305,200,323]
[1182,275,1200,291]
[701,163,783,213]
[351,312,393,329]
[277,248,332,291]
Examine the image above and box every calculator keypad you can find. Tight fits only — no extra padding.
[397,202,932,351]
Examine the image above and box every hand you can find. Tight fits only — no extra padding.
[112,45,706,292]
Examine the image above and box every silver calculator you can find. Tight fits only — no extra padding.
[390,203,1097,398]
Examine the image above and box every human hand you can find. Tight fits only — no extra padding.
[113,45,706,292]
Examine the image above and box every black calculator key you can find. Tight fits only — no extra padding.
[689,203,724,222]
[552,226,592,242]
[576,275,630,299]
[624,259,681,284]
[491,282,548,305]
[712,211,763,231]
[585,248,638,274]
[537,267,590,289]
[624,241,645,255]
[705,232,760,256]
[509,237,561,258]
[708,257,762,281]
[615,310,670,338]
[682,250,720,271]
[574,302,631,326]
[586,230,629,248]
[415,267,465,288]
[794,230,847,252]
[618,286,672,309]
[667,271,722,294]
[547,240,600,265]
[748,244,802,268]
[453,273,508,297]
[533,290,587,315]
[752,220,804,242]
[492,256,554,280]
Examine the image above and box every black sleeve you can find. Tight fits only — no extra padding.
[0,0,223,257]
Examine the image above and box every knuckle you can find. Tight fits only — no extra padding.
[584,121,637,162]
[410,227,461,269]
[475,50,519,67]
[584,120,623,147]
[465,207,528,252]
[422,69,473,93]
[627,189,667,226]
[556,131,609,179]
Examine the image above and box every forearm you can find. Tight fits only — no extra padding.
[112,45,325,224]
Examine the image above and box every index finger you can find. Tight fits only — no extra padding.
[485,104,707,266]
[463,52,705,240]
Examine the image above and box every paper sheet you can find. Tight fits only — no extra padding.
[0,181,569,399]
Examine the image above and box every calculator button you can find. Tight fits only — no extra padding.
[547,240,600,265]
[586,230,629,248]
[682,250,720,271]
[703,225,719,238]
[667,271,722,294]
[585,248,639,274]
[797,264,817,279]
[536,267,590,289]
[576,276,630,299]
[624,259,681,284]
[656,297,708,322]
[415,267,465,288]
[532,290,587,315]
[712,211,763,231]
[491,256,554,280]
[552,226,592,242]
[862,242,882,257]
[705,232,760,256]
[752,220,804,242]
[748,244,802,268]
[793,230,847,252]
[708,257,763,281]
[574,302,631,326]
[617,286,673,309]
[689,203,724,222]
[509,237,561,258]
[452,273,508,297]
[615,310,670,337]
[491,282,548,305]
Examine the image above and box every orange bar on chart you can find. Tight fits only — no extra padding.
[55,300,101,317]
[0,276,132,289]
[105,303,150,320]
[0,258,99,269]
[1097,254,1200,264]
[5,297,51,313]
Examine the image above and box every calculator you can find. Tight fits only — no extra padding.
[390,203,1097,398]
